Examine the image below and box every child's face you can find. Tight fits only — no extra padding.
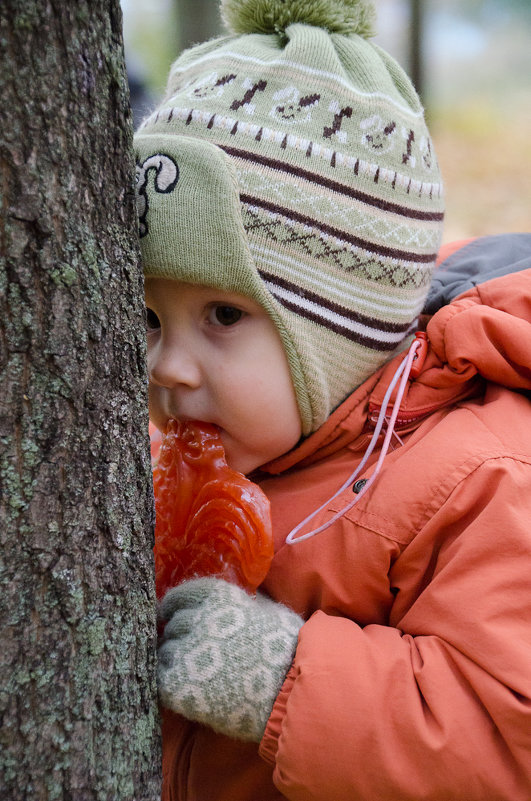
[145,278,302,474]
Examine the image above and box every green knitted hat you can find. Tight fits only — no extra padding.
[134,0,444,436]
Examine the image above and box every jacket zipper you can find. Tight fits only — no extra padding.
[368,402,444,429]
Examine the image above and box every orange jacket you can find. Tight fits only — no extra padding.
[161,237,531,800]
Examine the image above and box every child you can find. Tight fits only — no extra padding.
[134,0,531,798]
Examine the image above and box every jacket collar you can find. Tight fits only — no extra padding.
[262,265,531,476]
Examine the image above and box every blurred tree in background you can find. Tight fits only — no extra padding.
[122,0,531,241]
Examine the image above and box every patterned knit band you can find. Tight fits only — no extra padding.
[134,0,444,435]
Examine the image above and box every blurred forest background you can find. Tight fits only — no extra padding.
[121,0,531,243]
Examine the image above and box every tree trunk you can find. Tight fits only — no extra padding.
[175,0,222,53]
[408,0,425,103]
[0,2,160,799]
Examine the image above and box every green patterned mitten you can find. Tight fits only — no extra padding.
[158,577,303,741]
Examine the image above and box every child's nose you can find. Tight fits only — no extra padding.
[148,338,202,390]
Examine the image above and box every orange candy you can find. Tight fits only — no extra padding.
[152,419,274,599]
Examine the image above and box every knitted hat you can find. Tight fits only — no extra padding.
[134,0,444,436]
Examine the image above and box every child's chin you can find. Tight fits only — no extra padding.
[223,445,256,476]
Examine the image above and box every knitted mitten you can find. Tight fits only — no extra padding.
[158,577,303,741]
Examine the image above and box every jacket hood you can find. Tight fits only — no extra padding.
[263,234,531,475]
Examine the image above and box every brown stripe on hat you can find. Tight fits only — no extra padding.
[267,293,404,350]
[259,270,411,350]
[240,194,437,264]
[222,145,444,222]
[260,270,412,333]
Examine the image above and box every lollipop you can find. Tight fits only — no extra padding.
[152,419,274,598]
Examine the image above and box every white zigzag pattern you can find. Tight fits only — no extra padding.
[236,170,441,249]
[250,242,428,315]
[244,201,435,272]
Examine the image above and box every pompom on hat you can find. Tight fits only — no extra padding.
[221,0,376,36]
[135,0,444,437]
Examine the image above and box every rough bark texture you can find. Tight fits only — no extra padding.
[0,2,160,799]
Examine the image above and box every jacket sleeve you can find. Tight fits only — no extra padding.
[259,456,531,801]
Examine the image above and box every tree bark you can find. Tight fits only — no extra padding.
[0,2,160,799]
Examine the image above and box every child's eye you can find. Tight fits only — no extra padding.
[210,305,244,327]
[145,307,160,331]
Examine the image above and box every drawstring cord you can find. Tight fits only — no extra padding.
[286,335,424,545]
